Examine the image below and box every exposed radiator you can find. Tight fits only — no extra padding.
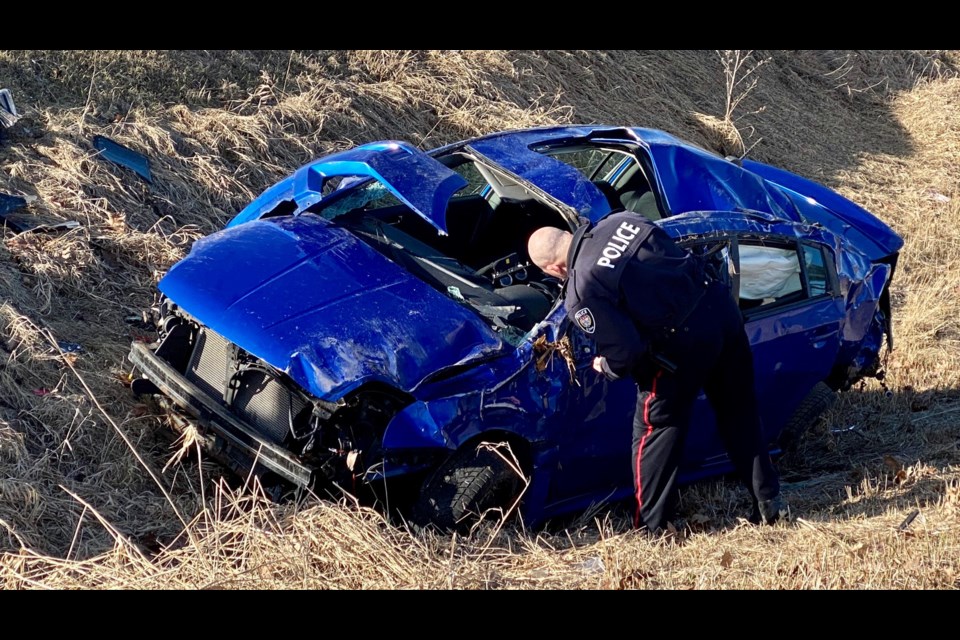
[232,369,308,445]
[185,327,306,445]
[185,328,231,403]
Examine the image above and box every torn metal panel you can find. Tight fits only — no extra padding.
[2,213,81,234]
[228,140,467,233]
[92,135,153,183]
[0,192,80,234]
[0,192,28,217]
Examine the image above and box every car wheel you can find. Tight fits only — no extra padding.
[777,381,836,452]
[410,443,524,535]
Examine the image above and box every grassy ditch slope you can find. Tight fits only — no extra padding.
[1,50,959,589]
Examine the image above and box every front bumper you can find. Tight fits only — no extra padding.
[128,341,314,487]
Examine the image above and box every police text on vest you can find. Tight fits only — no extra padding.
[597,221,641,269]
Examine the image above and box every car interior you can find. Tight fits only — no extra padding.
[224,126,856,375]
[303,146,830,341]
[537,143,665,221]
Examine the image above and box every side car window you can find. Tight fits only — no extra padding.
[681,236,835,316]
[738,239,834,315]
[802,243,830,297]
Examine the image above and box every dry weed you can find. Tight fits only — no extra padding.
[1,50,959,589]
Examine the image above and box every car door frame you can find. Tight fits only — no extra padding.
[673,226,846,474]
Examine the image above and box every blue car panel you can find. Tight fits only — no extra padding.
[466,134,613,220]
[454,126,902,260]
[741,158,904,260]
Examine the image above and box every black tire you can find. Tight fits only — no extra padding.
[777,381,836,452]
[410,443,524,535]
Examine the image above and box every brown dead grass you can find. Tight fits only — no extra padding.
[1,50,960,589]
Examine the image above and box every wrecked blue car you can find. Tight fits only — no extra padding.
[128,125,902,532]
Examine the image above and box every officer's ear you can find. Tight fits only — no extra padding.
[544,262,568,280]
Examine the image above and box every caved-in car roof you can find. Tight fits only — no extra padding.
[225,125,902,264]
[441,125,904,260]
[228,141,470,234]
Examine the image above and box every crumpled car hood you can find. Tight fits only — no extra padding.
[158,215,504,401]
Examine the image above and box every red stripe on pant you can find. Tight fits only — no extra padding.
[634,369,662,529]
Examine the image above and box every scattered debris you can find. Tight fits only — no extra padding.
[924,189,951,204]
[92,135,153,183]
[831,424,858,433]
[32,388,52,396]
[0,88,20,129]
[576,556,605,575]
[0,192,28,216]
[0,191,81,235]
[56,341,83,354]
[2,212,80,234]
[897,509,920,532]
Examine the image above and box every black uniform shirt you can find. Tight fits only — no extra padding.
[565,210,710,380]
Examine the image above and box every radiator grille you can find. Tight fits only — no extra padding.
[185,329,231,403]
[184,327,307,444]
[232,369,308,445]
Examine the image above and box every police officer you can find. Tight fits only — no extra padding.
[527,211,787,534]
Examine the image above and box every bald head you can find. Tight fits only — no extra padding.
[528,226,573,280]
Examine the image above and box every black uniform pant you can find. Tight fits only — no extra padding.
[631,280,780,532]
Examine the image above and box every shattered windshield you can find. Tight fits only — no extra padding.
[319,180,402,220]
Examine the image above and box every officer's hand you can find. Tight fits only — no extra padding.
[592,356,606,374]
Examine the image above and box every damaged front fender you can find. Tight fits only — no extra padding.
[842,262,892,344]
[382,330,573,454]
[382,398,462,451]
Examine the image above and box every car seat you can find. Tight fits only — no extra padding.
[443,194,494,265]
[496,284,553,331]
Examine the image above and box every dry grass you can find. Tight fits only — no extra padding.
[1,50,960,589]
